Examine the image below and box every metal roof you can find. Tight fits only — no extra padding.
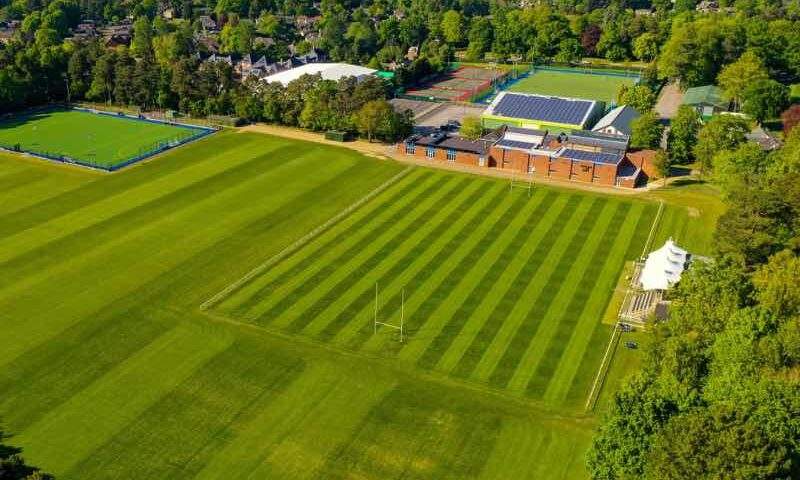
[567,130,629,151]
[559,148,623,165]
[488,92,596,126]
[496,139,539,150]
[592,105,639,137]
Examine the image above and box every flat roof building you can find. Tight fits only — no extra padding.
[262,63,377,86]
[482,92,604,132]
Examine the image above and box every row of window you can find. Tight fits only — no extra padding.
[405,143,488,167]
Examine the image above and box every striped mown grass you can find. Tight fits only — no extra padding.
[0,130,679,479]
[214,163,659,406]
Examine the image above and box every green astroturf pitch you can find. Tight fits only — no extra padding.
[0,130,673,479]
[507,68,639,104]
[0,108,208,169]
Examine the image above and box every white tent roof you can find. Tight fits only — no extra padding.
[262,63,376,86]
[639,238,689,291]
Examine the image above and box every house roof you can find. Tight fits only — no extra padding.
[262,63,376,86]
[592,105,640,137]
[682,85,727,109]
[485,92,597,127]
[566,130,629,152]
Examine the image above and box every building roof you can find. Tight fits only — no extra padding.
[566,130,629,152]
[639,239,689,291]
[485,92,597,127]
[408,132,486,154]
[262,63,376,86]
[559,148,623,165]
[592,105,640,137]
[682,85,727,109]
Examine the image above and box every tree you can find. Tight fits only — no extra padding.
[355,99,392,142]
[713,142,768,196]
[780,104,800,136]
[645,405,792,480]
[464,17,492,62]
[667,106,702,164]
[633,32,659,62]
[256,12,279,36]
[753,250,800,317]
[652,149,671,185]
[617,84,656,113]
[630,111,664,149]
[460,115,483,139]
[741,79,790,123]
[0,429,53,479]
[693,115,750,177]
[440,10,462,45]
[717,50,770,110]
[131,16,153,58]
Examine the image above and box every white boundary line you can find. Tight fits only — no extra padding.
[199,165,414,311]
[584,199,665,412]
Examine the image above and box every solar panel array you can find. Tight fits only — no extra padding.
[560,148,622,165]
[496,139,540,150]
[491,93,594,125]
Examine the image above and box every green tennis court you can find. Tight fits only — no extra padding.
[0,108,209,169]
[507,68,639,104]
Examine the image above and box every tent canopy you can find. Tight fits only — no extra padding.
[639,238,688,291]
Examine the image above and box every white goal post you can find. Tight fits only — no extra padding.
[373,282,405,343]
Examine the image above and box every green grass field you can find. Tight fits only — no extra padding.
[507,68,639,104]
[0,130,687,479]
[0,108,207,168]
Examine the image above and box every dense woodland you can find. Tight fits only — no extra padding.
[2,0,800,477]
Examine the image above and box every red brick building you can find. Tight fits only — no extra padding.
[399,127,648,188]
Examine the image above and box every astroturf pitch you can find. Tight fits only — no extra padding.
[507,69,639,104]
[0,108,206,168]
[0,130,680,479]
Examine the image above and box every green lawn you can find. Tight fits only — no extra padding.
[507,68,639,104]
[0,108,209,169]
[0,131,676,479]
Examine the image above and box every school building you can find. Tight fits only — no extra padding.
[398,126,656,189]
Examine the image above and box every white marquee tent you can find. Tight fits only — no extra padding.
[262,63,377,86]
[639,238,689,291]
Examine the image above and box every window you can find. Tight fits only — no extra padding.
[405,142,415,154]
[479,156,486,167]
[446,149,456,162]
[426,146,435,158]
[581,165,591,173]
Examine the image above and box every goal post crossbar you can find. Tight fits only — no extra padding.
[373,283,405,343]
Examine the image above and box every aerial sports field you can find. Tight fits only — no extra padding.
[0,130,687,479]
[0,108,209,169]
[507,67,639,104]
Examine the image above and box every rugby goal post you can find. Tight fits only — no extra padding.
[373,282,405,343]
[509,171,533,197]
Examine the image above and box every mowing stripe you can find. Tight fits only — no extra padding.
[524,202,633,399]
[439,193,576,377]
[285,176,473,335]
[499,200,620,393]
[0,160,362,369]
[0,139,291,267]
[542,203,649,405]
[0,131,249,239]
[395,192,534,363]
[248,173,449,328]
[345,182,509,352]
[217,168,424,315]
[456,194,590,381]
[415,190,557,371]
[478,424,551,479]
[0,168,43,194]
[16,321,233,476]
[311,178,488,342]
[0,145,303,289]
[66,339,304,479]
[483,198,608,389]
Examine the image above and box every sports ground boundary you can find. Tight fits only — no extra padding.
[0,106,217,172]
[583,200,664,412]
[199,165,415,311]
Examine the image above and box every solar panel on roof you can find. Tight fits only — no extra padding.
[560,148,622,165]
[493,94,594,125]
